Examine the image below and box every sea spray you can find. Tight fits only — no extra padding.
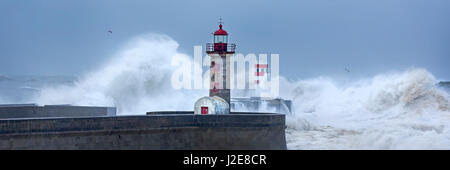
[283,68,450,149]
[34,34,206,114]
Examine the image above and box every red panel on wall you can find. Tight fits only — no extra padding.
[201,107,208,114]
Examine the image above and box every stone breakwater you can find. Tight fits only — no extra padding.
[0,113,286,150]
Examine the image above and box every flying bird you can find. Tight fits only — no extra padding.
[108,30,113,34]
[345,68,351,73]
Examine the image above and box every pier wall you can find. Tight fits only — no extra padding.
[0,113,286,150]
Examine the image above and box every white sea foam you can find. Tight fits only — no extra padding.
[283,69,450,149]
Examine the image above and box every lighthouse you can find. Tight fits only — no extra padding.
[194,21,236,115]
[206,22,236,105]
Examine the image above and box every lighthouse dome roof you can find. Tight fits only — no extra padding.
[214,24,228,35]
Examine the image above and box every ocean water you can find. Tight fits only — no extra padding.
[0,34,449,149]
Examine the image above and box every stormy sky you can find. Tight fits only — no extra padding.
[0,0,449,80]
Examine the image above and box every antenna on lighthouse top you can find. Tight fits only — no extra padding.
[218,17,224,25]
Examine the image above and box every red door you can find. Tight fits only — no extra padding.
[201,107,208,115]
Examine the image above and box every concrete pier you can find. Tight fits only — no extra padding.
[0,113,286,150]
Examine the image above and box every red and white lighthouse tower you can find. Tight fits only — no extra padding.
[206,21,236,106]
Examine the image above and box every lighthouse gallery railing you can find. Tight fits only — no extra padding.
[206,43,236,54]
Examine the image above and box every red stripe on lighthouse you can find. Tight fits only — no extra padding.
[256,64,268,68]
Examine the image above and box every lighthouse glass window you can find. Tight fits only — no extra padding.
[214,35,227,43]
